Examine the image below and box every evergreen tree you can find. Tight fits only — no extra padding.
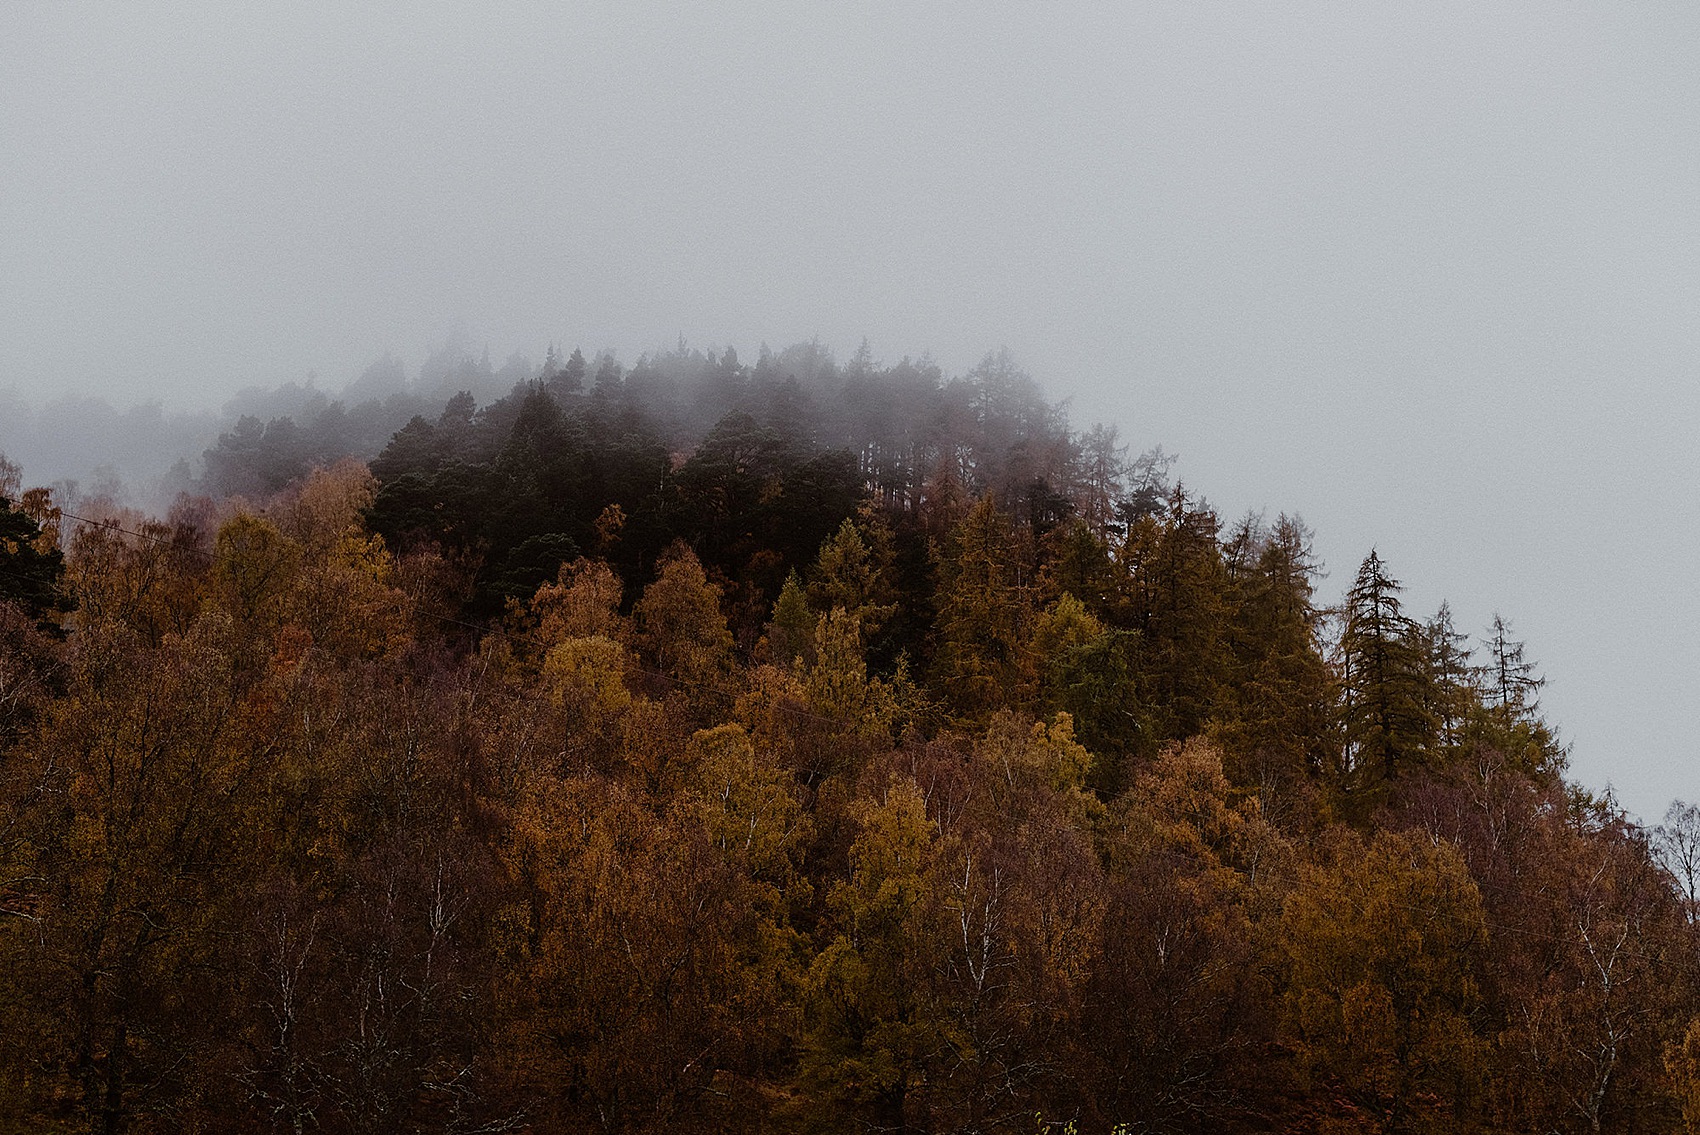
[1214,513,1331,802]
[1484,613,1542,719]
[1122,487,1230,746]
[807,515,897,645]
[1424,601,1476,761]
[1337,549,1435,799]
[548,346,586,398]
[1029,592,1137,786]
[1037,517,1118,618]
[1466,613,1566,780]
[0,476,66,628]
[591,353,623,399]
[766,570,814,669]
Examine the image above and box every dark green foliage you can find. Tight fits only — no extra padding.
[365,384,674,613]
[0,494,65,626]
[766,570,814,668]
[203,388,438,498]
[490,533,581,603]
[1039,518,1120,617]
[545,345,587,398]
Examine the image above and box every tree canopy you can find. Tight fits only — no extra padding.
[0,340,1692,1135]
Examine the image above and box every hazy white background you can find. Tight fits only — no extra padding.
[3,2,1696,820]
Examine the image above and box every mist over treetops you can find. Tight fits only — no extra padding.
[3,338,1699,1134]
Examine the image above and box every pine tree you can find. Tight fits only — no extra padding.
[553,346,587,396]
[591,353,622,398]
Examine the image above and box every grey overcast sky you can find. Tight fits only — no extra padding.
[3,2,1697,819]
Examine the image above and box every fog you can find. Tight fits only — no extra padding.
[3,2,1696,820]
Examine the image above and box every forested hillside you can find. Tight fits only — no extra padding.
[3,346,1697,1134]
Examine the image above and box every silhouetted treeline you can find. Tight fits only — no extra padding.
[5,356,1700,1134]
[355,341,1160,629]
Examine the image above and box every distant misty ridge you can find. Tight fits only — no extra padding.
[0,337,1061,516]
[0,388,217,512]
[0,337,561,504]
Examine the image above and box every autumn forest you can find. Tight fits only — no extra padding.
[4,343,1699,1134]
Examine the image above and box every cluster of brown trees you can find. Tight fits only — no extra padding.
[3,391,1700,1134]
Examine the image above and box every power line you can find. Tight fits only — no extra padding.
[41,506,877,733]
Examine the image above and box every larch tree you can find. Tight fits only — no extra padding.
[1121,486,1231,747]
[1422,601,1475,763]
[806,514,898,646]
[932,497,1032,723]
[1483,613,1543,721]
[1467,613,1566,781]
[1279,828,1490,1134]
[633,544,736,706]
[1214,513,1332,803]
[1336,550,1436,804]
